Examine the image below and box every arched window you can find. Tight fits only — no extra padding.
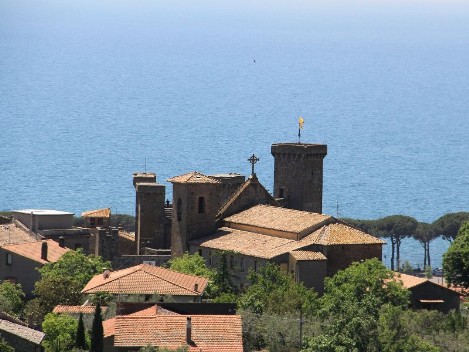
[177,198,182,221]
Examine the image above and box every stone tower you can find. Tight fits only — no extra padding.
[271,143,327,213]
[168,172,221,257]
[133,172,167,253]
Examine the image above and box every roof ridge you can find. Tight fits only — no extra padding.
[83,265,143,292]
[141,265,203,294]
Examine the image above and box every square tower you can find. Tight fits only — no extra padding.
[271,143,327,213]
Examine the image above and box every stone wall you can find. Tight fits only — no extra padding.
[324,244,382,277]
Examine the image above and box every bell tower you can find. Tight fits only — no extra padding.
[271,143,327,213]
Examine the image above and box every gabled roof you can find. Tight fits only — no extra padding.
[168,171,220,184]
[81,208,111,218]
[82,264,208,296]
[314,223,385,245]
[223,205,332,239]
[53,305,108,315]
[216,175,278,220]
[392,272,463,295]
[192,221,383,260]
[0,239,70,264]
[113,315,243,351]
[0,319,45,345]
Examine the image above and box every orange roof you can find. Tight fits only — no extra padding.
[113,315,243,351]
[192,227,300,259]
[168,172,220,184]
[82,264,208,296]
[314,223,385,245]
[289,251,327,261]
[1,239,70,264]
[392,273,427,289]
[103,317,116,338]
[224,205,332,238]
[81,208,111,218]
[52,305,108,315]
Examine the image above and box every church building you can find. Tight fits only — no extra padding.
[133,142,384,294]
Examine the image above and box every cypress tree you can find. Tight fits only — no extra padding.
[75,313,87,349]
[90,303,103,352]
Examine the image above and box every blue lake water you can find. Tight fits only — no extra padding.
[1,0,468,268]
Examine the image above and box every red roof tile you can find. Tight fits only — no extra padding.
[81,208,111,218]
[168,172,220,184]
[82,264,208,296]
[1,239,70,264]
[113,315,243,351]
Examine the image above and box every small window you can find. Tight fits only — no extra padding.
[279,188,285,198]
[209,251,213,266]
[198,249,203,257]
[97,218,103,226]
[6,253,12,265]
[198,197,205,213]
[254,260,258,272]
[177,198,182,221]
[240,257,245,272]
[90,218,96,227]
[230,255,234,269]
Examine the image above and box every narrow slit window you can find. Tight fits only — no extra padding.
[177,198,182,221]
[198,197,205,213]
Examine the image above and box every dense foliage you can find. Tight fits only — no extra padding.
[0,281,24,317]
[42,313,78,352]
[90,303,104,352]
[443,221,469,287]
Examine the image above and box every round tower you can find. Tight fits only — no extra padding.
[271,143,327,213]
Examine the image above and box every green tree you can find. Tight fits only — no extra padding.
[33,250,111,315]
[304,259,409,352]
[42,313,78,352]
[375,215,418,271]
[412,222,437,269]
[0,281,25,317]
[239,262,318,316]
[90,303,103,352]
[75,313,87,350]
[443,221,469,287]
[432,212,469,242]
[0,335,14,352]
[212,251,237,299]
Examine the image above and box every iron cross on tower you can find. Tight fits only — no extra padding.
[248,154,259,175]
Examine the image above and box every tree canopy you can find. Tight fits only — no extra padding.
[432,212,469,242]
[0,281,24,317]
[443,221,469,287]
[239,262,318,316]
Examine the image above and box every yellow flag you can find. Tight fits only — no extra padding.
[299,117,304,129]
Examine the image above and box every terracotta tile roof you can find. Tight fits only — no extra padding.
[118,231,135,240]
[0,319,45,345]
[113,315,243,351]
[0,223,36,246]
[289,251,327,261]
[168,172,220,184]
[81,208,111,218]
[103,317,116,338]
[52,305,108,315]
[315,223,385,245]
[82,264,208,296]
[191,227,301,259]
[1,239,70,264]
[392,272,427,289]
[223,205,332,238]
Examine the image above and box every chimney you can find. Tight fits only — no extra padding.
[58,236,65,248]
[186,317,192,344]
[41,242,48,261]
[194,283,199,292]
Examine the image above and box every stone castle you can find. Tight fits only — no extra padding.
[133,142,383,294]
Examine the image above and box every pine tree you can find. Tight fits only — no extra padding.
[75,313,87,349]
[90,304,103,352]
